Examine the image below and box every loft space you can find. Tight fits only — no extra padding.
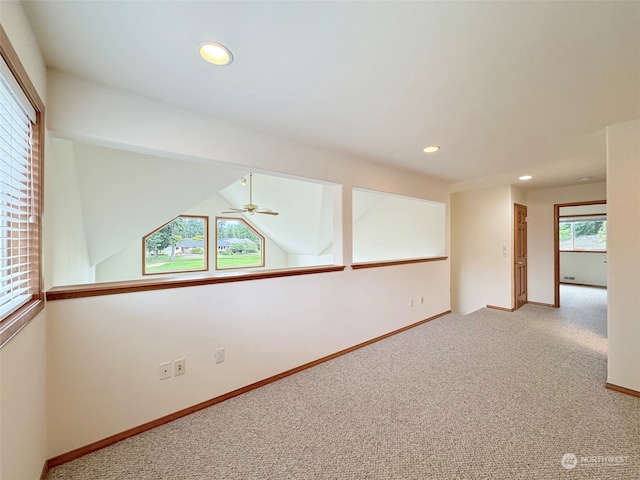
[50,139,446,286]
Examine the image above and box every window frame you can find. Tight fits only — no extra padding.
[559,214,607,253]
[142,215,209,276]
[0,25,45,349]
[215,216,265,270]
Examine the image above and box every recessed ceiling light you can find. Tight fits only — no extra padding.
[519,175,533,181]
[423,146,440,153]
[579,176,592,182]
[199,42,233,66]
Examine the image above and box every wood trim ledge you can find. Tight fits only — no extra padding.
[46,265,345,301]
[46,309,451,469]
[605,382,640,398]
[351,256,448,270]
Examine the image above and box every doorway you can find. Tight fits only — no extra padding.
[514,203,527,309]
[553,200,607,307]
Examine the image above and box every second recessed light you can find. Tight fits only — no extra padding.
[423,146,440,153]
[199,42,233,66]
[519,175,533,181]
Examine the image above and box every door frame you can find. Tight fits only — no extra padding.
[553,199,607,307]
[514,203,527,310]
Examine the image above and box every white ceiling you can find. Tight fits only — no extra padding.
[23,1,640,190]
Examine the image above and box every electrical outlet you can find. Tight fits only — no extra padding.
[174,358,185,376]
[215,347,225,364]
[409,298,414,308]
[159,361,171,380]
[420,296,424,305]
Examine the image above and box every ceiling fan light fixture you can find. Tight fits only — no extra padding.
[423,145,440,153]
[221,173,279,216]
[199,41,233,66]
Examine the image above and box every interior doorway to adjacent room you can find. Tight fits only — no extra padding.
[554,200,607,307]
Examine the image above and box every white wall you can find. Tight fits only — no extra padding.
[352,190,446,263]
[47,139,95,287]
[559,252,607,287]
[451,186,512,313]
[0,313,47,480]
[526,182,607,305]
[0,1,49,479]
[606,118,640,392]
[45,72,451,458]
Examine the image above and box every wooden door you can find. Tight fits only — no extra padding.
[514,203,527,309]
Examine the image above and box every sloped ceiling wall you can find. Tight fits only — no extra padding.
[219,174,335,256]
[71,142,247,266]
[66,142,335,268]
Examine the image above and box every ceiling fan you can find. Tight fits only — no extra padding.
[222,173,279,216]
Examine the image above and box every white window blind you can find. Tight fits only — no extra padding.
[0,58,36,319]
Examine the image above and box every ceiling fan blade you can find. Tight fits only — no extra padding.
[256,209,279,216]
[222,208,246,214]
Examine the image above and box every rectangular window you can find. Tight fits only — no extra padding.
[559,215,607,251]
[0,27,44,348]
[143,216,208,275]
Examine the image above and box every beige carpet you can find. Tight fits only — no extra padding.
[47,285,640,479]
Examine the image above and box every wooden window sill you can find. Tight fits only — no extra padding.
[351,256,448,270]
[46,265,345,301]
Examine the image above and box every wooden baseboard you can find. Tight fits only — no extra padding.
[47,310,451,470]
[527,301,556,308]
[486,305,515,312]
[606,382,640,398]
[40,460,48,480]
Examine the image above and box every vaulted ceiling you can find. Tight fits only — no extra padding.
[23,1,640,190]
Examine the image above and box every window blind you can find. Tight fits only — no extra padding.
[0,58,36,319]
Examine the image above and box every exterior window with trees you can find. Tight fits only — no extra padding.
[143,216,208,275]
[559,216,607,251]
[216,217,264,270]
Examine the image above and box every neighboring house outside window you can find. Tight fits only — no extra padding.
[143,215,208,275]
[216,217,265,270]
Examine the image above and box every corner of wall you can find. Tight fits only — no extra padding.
[606,118,640,392]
